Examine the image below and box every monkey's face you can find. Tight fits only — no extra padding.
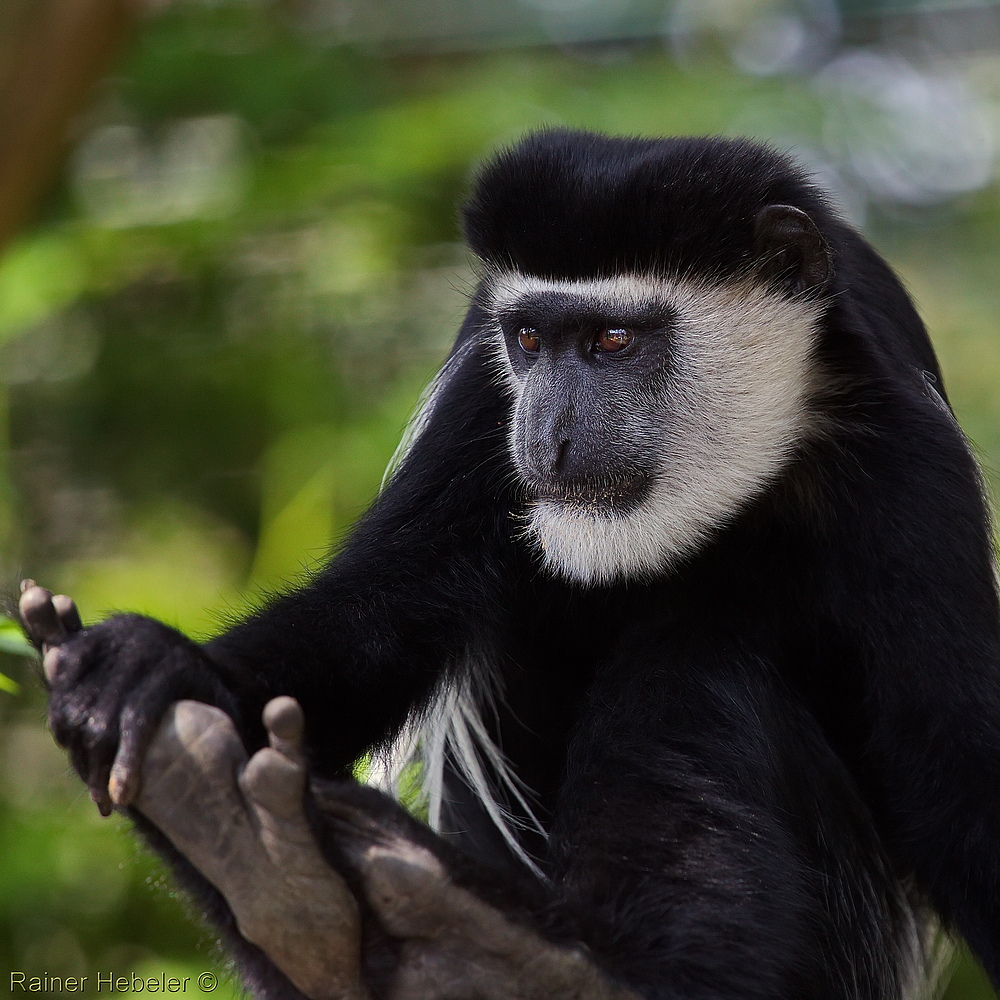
[493,278,672,512]
[487,272,825,586]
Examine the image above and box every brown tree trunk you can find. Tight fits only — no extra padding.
[0,0,141,257]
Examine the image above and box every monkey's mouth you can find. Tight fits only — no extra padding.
[529,473,651,513]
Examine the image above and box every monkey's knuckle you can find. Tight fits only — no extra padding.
[80,716,117,756]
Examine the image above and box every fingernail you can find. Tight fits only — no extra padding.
[109,767,138,807]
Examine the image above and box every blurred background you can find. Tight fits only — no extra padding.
[1,0,1000,995]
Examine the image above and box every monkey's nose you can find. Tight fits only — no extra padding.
[533,434,589,484]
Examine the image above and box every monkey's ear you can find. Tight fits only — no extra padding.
[753,205,832,296]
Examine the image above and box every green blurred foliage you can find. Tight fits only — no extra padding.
[0,617,29,692]
[1,0,999,995]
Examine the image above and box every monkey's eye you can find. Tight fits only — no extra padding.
[593,328,633,354]
[518,328,541,355]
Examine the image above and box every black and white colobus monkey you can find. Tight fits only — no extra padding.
[24,129,1000,1000]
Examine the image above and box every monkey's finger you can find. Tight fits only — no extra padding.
[66,743,113,817]
[106,677,178,809]
[108,733,147,809]
[92,784,115,817]
[19,584,67,649]
[40,597,83,683]
[52,594,83,635]
[58,714,115,816]
[43,647,64,684]
[263,696,306,767]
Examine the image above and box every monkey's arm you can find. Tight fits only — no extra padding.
[820,411,1000,987]
[206,326,524,769]
[38,311,527,811]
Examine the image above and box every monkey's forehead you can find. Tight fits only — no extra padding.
[462,129,831,282]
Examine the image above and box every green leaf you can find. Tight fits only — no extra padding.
[0,672,19,695]
[0,618,33,657]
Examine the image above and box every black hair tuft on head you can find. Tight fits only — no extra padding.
[463,128,833,282]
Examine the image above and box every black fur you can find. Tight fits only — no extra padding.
[463,131,832,282]
[44,129,1000,998]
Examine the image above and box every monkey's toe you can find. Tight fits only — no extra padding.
[358,838,456,936]
[138,701,249,844]
[241,746,306,820]
[263,695,306,765]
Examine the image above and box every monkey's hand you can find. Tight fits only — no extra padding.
[19,582,238,818]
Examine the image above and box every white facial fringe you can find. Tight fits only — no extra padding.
[488,272,824,586]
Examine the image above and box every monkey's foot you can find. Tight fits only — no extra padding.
[137,698,369,1000]
[319,795,641,1000]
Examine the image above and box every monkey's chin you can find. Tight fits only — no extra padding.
[527,499,685,587]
